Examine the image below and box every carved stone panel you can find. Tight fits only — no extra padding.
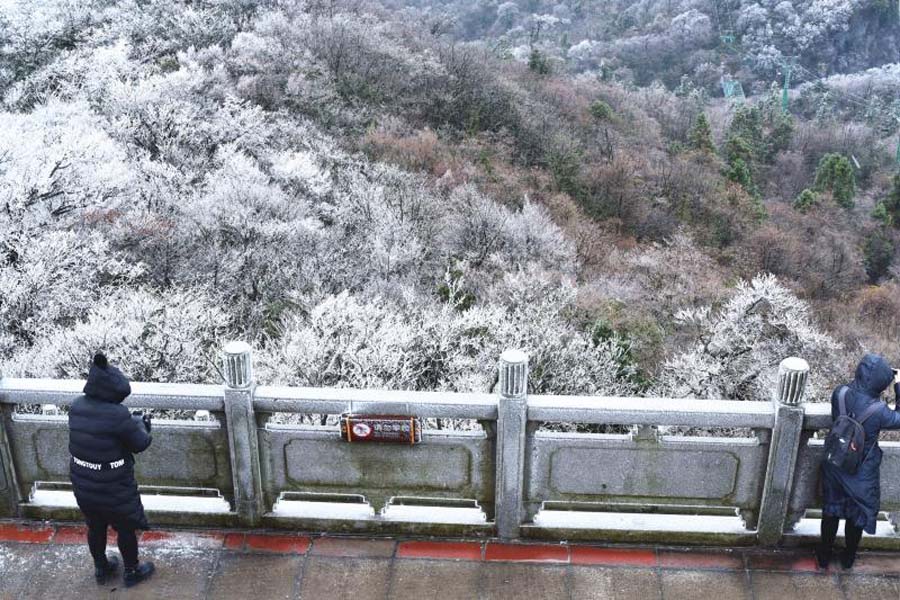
[548,447,738,499]
[283,439,471,490]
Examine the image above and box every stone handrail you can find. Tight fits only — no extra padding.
[527,395,774,427]
[1,349,898,546]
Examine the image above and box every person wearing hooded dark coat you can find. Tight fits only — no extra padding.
[817,353,900,570]
[68,353,155,587]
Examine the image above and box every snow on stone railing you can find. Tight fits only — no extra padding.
[2,349,898,545]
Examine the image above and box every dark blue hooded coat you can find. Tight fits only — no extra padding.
[68,358,151,529]
[822,353,900,533]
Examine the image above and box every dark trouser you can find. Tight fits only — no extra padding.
[83,511,139,570]
[820,515,863,560]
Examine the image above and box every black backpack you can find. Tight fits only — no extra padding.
[824,386,883,475]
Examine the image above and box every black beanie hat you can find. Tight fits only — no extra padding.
[93,352,108,369]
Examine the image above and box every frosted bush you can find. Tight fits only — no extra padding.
[0,100,134,231]
[657,274,840,402]
[0,230,143,349]
[2,287,227,383]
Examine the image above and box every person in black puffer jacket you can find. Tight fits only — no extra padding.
[68,352,155,587]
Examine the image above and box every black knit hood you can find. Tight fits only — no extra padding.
[82,353,131,403]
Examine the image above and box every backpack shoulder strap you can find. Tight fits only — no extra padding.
[837,386,850,417]
[858,400,885,425]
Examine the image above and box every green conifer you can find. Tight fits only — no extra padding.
[689,113,715,153]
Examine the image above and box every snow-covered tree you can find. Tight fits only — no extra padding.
[0,100,133,233]
[0,230,142,353]
[2,287,227,383]
[261,270,637,397]
[657,274,840,402]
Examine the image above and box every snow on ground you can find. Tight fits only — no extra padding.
[0,543,31,574]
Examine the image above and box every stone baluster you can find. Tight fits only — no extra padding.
[222,342,264,526]
[0,372,20,517]
[495,349,529,540]
[757,357,809,545]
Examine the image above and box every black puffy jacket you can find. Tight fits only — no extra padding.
[68,361,151,528]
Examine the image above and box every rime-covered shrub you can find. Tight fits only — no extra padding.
[1,287,227,383]
[0,231,143,353]
[0,100,134,232]
[657,274,840,403]
[260,273,637,397]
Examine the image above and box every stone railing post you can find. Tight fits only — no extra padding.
[222,342,264,526]
[0,385,20,518]
[757,357,809,545]
[495,349,529,540]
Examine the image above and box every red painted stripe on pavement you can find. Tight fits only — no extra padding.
[658,550,743,570]
[224,532,246,551]
[0,523,54,544]
[396,541,483,561]
[51,526,89,544]
[485,543,569,563]
[140,531,178,544]
[746,553,817,572]
[570,547,657,567]
[311,537,396,558]
[244,534,311,554]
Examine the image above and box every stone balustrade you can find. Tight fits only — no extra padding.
[2,349,900,546]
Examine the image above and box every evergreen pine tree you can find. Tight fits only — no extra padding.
[794,189,818,212]
[814,153,856,209]
[877,172,900,228]
[689,113,715,153]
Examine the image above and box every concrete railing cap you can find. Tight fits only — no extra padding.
[780,357,809,372]
[500,349,528,364]
[224,341,252,355]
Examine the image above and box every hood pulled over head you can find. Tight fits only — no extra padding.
[82,352,131,403]
[853,353,894,398]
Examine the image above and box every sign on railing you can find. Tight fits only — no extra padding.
[339,414,422,444]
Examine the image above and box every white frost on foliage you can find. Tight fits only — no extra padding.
[270,150,331,196]
[737,0,867,74]
[260,271,636,398]
[0,100,134,230]
[0,0,628,401]
[657,274,839,402]
[2,287,227,383]
[0,230,143,354]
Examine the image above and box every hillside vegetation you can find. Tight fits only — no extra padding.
[1,0,898,402]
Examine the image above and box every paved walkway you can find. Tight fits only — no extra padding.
[2,522,900,599]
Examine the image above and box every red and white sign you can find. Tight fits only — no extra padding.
[340,414,422,444]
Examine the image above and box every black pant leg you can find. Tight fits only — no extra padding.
[844,520,864,560]
[820,515,840,549]
[114,526,139,569]
[84,512,109,567]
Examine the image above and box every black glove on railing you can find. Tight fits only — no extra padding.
[132,411,152,433]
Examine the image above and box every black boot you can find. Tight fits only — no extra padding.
[123,562,155,588]
[815,545,831,569]
[94,554,119,584]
